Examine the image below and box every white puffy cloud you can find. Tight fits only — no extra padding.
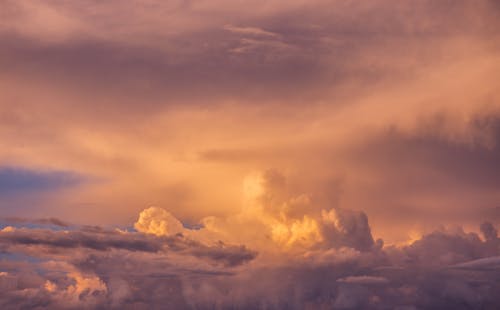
[134,206,184,236]
[152,170,378,254]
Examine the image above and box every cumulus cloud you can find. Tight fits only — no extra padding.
[395,225,500,267]
[480,221,498,241]
[161,170,379,255]
[1,0,500,308]
[0,202,499,308]
[134,206,184,236]
[1,170,484,308]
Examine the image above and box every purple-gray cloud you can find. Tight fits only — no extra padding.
[0,213,498,309]
[1,0,500,308]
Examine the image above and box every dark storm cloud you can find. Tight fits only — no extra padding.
[343,114,500,228]
[365,116,500,189]
[0,228,161,252]
[0,226,256,267]
[182,241,257,267]
[0,29,320,106]
[2,0,499,108]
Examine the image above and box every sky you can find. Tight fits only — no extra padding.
[0,0,500,309]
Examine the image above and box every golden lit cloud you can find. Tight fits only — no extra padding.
[134,207,184,236]
[1,0,500,307]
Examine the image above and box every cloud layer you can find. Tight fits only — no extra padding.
[1,204,499,308]
[1,0,500,308]
[1,171,499,308]
[0,0,499,236]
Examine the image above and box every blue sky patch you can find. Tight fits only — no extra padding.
[0,166,85,195]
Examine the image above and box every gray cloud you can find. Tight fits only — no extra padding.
[0,227,257,267]
[1,217,498,308]
[1,0,500,308]
[2,0,499,109]
[1,217,70,227]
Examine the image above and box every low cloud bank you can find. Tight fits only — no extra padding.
[1,170,499,309]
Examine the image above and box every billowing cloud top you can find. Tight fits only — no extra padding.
[1,0,500,308]
[1,171,499,308]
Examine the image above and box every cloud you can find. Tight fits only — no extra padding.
[480,221,498,241]
[396,225,500,267]
[223,24,279,37]
[186,241,257,267]
[0,226,256,268]
[0,227,163,253]
[0,206,499,308]
[165,170,378,253]
[1,217,69,228]
[449,256,500,270]
[134,206,184,236]
[321,208,376,251]
[1,0,500,307]
[337,275,389,285]
[0,0,499,235]
[0,0,86,42]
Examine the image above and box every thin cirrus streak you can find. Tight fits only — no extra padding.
[0,0,500,309]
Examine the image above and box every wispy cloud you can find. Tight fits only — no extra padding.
[224,24,279,38]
